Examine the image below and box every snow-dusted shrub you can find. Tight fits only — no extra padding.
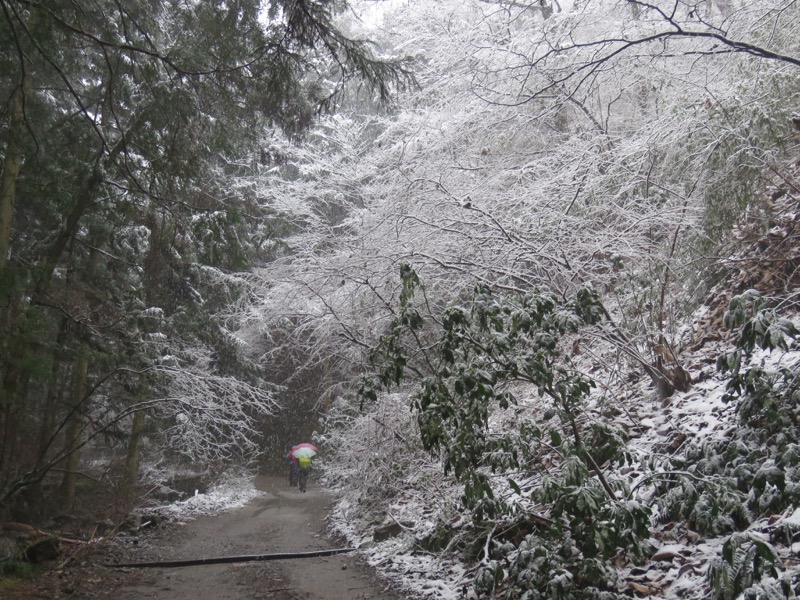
[657,291,800,525]
[321,388,457,536]
[716,293,800,512]
[653,291,800,595]
[476,532,627,599]
[655,445,750,535]
[708,534,780,600]
[362,266,651,598]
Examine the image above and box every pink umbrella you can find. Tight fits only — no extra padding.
[290,443,317,459]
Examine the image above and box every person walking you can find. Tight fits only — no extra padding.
[285,449,299,487]
[297,454,312,492]
[287,443,317,492]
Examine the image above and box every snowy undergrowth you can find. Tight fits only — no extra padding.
[135,472,264,523]
[316,190,800,599]
[322,392,473,599]
[322,299,800,599]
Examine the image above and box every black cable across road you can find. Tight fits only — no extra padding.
[107,547,357,569]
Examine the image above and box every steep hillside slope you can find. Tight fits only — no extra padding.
[323,152,800,599]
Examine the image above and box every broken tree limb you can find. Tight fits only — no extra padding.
[107,547,357,569]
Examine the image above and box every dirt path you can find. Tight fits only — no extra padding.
[109,474,402,600]
[22,475,403,600]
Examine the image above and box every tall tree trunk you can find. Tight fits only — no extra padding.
[1,170,101,494]
[0,76,27,271]
[1,73,28,477]
[0,370,21,491]
[124,407,146,490]
[36,319,69,463]
[59,341,88,513]
[32,170,103,300]
[123,211,165,490]
[0,368,31,499]
[29,318,70,502]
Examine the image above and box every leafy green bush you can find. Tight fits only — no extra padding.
[708,534,779,600]
[683,290,800,600]
[363,265,650,598]
[474,529,632,599]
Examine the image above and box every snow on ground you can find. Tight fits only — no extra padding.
[129,313,799,598]
[329,483,474,599]
[137,474,264,522]
[366,539,470,600]
[323,307,800,599]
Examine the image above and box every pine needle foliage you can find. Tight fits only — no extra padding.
[0,0,413,509]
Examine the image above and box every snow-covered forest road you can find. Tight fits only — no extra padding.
[112,475,401,600]
[10,475,402,600]
[2,1,800,598]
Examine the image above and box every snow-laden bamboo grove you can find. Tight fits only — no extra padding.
[232,0,800,597]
